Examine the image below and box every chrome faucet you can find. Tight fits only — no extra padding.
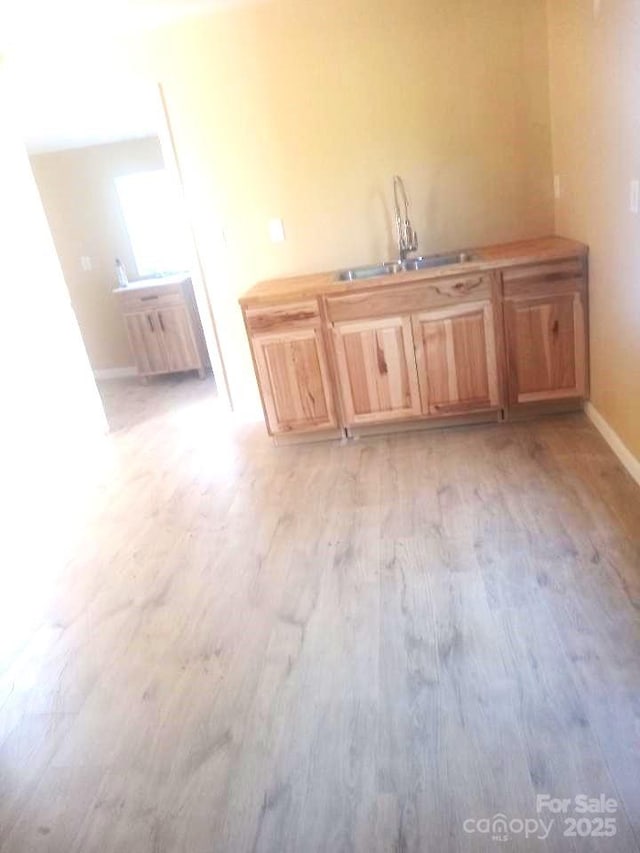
[393,175,418,260]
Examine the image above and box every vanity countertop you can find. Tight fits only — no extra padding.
[113,273,191,295]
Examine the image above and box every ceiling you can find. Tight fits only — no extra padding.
[1,0,266,152]
[0,0,263,48]
[15,74,161,154]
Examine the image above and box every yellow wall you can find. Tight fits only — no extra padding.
[30,137,164,371]
[547,0,640,459]
[132,0,555,409]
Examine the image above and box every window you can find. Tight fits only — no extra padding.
[116,170,192,277]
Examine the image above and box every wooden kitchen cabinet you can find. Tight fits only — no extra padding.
[122,311,168,376]
[251,327,337,435]
[503,260,587,406]
[332,315,421,425]
[115,277,208,381]
[239,238,589,443]
[157,304,201,372]
[412,300,500,416]
[504,292,586,404]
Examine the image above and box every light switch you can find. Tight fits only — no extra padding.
[630,179,639,214]
[268,218,285,243]
[593,0,601,19]
[553,175,561,199]
[80,255,93,271]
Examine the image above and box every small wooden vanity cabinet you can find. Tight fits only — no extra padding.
[114,277,208,381]
[240,238,589,441]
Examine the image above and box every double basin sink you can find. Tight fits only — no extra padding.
[338,251,477,282]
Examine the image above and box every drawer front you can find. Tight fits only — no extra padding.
[245,300,320,334]
[503,258,586,298]
[325,274,492,323]
[117,286,185,313]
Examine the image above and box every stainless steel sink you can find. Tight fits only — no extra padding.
[337,264,392,282]
[337,251,476,282]
[402,251,475,271]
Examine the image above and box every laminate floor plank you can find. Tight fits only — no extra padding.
[2,378,640,852]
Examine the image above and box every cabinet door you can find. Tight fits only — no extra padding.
[123,311,168,375]
[251,328,337,434]
[157,305,201,372]
[412,300,500,416]
[504,292,586,404]
[332,316,421,425]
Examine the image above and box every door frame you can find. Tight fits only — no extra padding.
[11,66,233,414]
[155,83,232,409]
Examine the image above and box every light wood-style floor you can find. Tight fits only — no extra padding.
[1,375,640,852]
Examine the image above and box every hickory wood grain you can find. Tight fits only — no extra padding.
[241,239,588,441]
[239,237,587,307]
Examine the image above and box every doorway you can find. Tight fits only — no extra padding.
[13,70,229,432]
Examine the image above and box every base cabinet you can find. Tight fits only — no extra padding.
[241,249,589,441]
[332,316,421,425]
[251,328,337,435]
[124,306,201,377]
[123,311,168,376]
[503,273,587,406]
[159,304,201,372]
[115,278,208,380]
[412,300,500,416]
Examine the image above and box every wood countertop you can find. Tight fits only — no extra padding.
[239,236,587,307]
[113,273,191,295]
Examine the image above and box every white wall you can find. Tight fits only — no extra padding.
[0,68,108,452]
[0,65,110,665]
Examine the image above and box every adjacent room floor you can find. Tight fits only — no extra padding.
[1,377,639,852]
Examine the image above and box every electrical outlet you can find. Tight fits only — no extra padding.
[630,179,639,214]
[268,218,285,243]
[553,175,561,199]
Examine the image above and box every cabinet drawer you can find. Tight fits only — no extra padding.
[116,286,185,313]
[503,258,585,298]
[245,300,320,334]
[326,274,492,323]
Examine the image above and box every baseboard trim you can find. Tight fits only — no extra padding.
[584,402,640,487]
[94,366,137,380]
